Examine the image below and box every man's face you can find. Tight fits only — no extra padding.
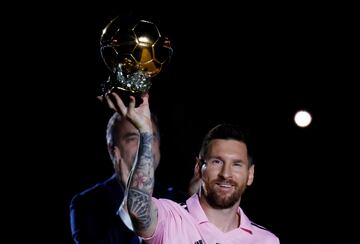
[116,118,160,172]
[201,139,254,209]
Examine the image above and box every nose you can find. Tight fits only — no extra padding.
[218,162,232,179]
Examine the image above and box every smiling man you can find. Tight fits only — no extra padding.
[106,92,280,243]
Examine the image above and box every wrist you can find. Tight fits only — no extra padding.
[139,127,152,133]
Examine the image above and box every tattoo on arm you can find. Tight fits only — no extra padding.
[128,132,155,231]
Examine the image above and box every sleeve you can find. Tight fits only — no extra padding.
[141,197,186,243]
[140,198,166,242]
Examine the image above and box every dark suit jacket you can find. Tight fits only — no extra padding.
[70,174,187,244]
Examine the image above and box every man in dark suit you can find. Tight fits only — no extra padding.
[70,111,187,243]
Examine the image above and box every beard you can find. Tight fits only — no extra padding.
[203,179,244,209]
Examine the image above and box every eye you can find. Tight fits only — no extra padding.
[210,159,223,165]
[233,162,243,167]
[125,136,138,143]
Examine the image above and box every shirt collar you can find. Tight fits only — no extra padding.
[238,208,253,234]
[186,193,253,235]
[186,194,209,224]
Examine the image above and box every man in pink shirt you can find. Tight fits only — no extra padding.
[103,91,280,244]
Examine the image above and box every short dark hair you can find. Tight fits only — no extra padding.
[198,123,253,165]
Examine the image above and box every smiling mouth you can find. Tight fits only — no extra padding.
[218,183,232,187]
[216,183,234,191]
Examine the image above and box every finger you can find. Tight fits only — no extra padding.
[141,93,149,105]
[104,94,116,111]
[128,96,136,111]
[110,92,127,115]
[140,92,149,98]
[96,95,103,102]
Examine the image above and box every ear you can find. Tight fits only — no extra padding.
[107,144,113,159]
[188,157,203,196]
[247,164,255,186]
[194,157,202,178]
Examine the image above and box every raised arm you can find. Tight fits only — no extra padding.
[100,92,158,237]
[127,123,157,237]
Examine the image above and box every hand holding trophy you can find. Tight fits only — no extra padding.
[99,16,173,106]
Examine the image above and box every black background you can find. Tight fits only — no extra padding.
[3,2,359,243]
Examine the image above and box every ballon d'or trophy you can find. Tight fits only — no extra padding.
[100,16,173,106]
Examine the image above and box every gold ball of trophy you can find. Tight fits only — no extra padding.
[100,16,173,99]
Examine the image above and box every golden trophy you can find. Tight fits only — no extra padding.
[100,16,173,105]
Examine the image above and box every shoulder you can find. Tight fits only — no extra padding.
[70,177,121,208]
[70,183,104,208]
[250,221,279,242]
[153,197,189,213]
[251,221,268,230]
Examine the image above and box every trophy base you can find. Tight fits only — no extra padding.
[111,88,143,108]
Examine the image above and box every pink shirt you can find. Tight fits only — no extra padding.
[143,194,279,244]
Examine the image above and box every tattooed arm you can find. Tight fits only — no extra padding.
[127,131,158,237]
[99,92,158,237]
